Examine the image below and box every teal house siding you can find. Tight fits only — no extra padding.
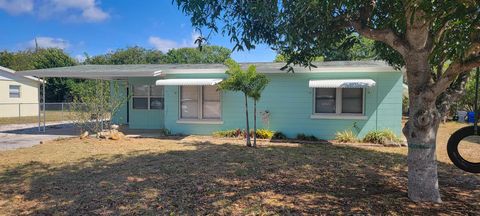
[110,80,128,125]
[161,71,402,139]
[109,63,402,140]
[126,77,164,129]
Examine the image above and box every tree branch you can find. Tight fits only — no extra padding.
[432,58,480,97]
[351,21,409,57]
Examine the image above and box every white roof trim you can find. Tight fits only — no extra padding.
[309,79,376,88]
[0,66,43,82]
[156,78,223,86]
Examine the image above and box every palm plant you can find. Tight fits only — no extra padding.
[218,59,256,147]
[248,73,269,147]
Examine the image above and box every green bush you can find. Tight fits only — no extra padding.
[296,133,318,141]
[272,131,287,140]
[335,130,358,143]
[255,129,275,139]
[159,128,171,136]
[214,129,275,139]
[362,129,400,144]
[213,129,239,138]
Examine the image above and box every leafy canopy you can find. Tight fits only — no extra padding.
[218,59,257,95]
[85,45,231,64]
[174,0,479,75]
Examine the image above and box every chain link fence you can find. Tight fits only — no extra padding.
[0,103,77,125]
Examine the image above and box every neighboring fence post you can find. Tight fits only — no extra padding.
[61,103,64,122]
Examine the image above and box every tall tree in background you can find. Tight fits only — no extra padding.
[164,46,231,63]
[0,48,77,102]
[174,0,480,202]
[84,46,165,64]
[85,45,231,65]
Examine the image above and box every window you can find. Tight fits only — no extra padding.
[9,85,20,98]
[132,85,164,110]
[314,88,364,115]
[180,85,221,120]
[342,88,363,114]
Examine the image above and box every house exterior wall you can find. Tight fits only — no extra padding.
[0,78,39,118]
[113,71,402,139]
[125,78,164,129]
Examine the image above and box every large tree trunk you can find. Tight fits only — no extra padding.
[403,54,442,203]
[244,94,251,147]
[253,100,257,147]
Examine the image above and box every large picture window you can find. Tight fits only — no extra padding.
[180,85,221,120]
[9,85,20,98]
[314,88,364,115]
[132,85,164,110]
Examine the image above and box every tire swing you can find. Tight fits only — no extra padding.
[447,67,480,173]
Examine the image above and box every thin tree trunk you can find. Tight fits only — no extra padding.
[253,100,257,147]
[244,93,251,147]
[403,56,442,203]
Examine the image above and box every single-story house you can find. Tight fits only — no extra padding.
[0,66,41,118]
[21,61,403,139]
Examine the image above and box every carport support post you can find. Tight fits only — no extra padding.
[38,77,46,132]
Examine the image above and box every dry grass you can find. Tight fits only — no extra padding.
[0,123,479,215]
[0,111,68,125]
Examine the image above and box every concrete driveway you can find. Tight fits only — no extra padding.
[0,122,78,151]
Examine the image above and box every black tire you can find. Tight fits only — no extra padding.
[447,126,480,173]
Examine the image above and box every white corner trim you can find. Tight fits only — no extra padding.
[176,119,224,125]
[310,114,368,120]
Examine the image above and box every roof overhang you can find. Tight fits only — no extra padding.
[19,65,165,79]
[155,79,223,86]
[309,79,376,88]
[0,66,43,82]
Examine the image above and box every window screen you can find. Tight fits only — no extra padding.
[150,86,164,109]
[180,86,199,119]
[133,85,148,96]
[9,85,20,98]
[315,88,336,113]
[342,88,363,113]
[202,86,221,119]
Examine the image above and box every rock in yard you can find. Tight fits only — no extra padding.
[80,131,89,139]
[110,131,125,140]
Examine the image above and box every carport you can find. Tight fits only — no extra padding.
[20,65,165,132]
[20,64,227,132]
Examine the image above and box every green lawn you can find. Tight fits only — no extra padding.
[0,123,478,215]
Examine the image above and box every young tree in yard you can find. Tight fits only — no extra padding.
[69,80,128,135]
[174,0,480,202]
[218,59,256,147]
[248,72,269,147]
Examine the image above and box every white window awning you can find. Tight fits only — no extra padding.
[155,79,223,86]
[309,79,376,88]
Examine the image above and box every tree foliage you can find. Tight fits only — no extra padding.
[85,45,231,64]
[218,59,259,147]
[0,48,78,102]
[248,71,269,147]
